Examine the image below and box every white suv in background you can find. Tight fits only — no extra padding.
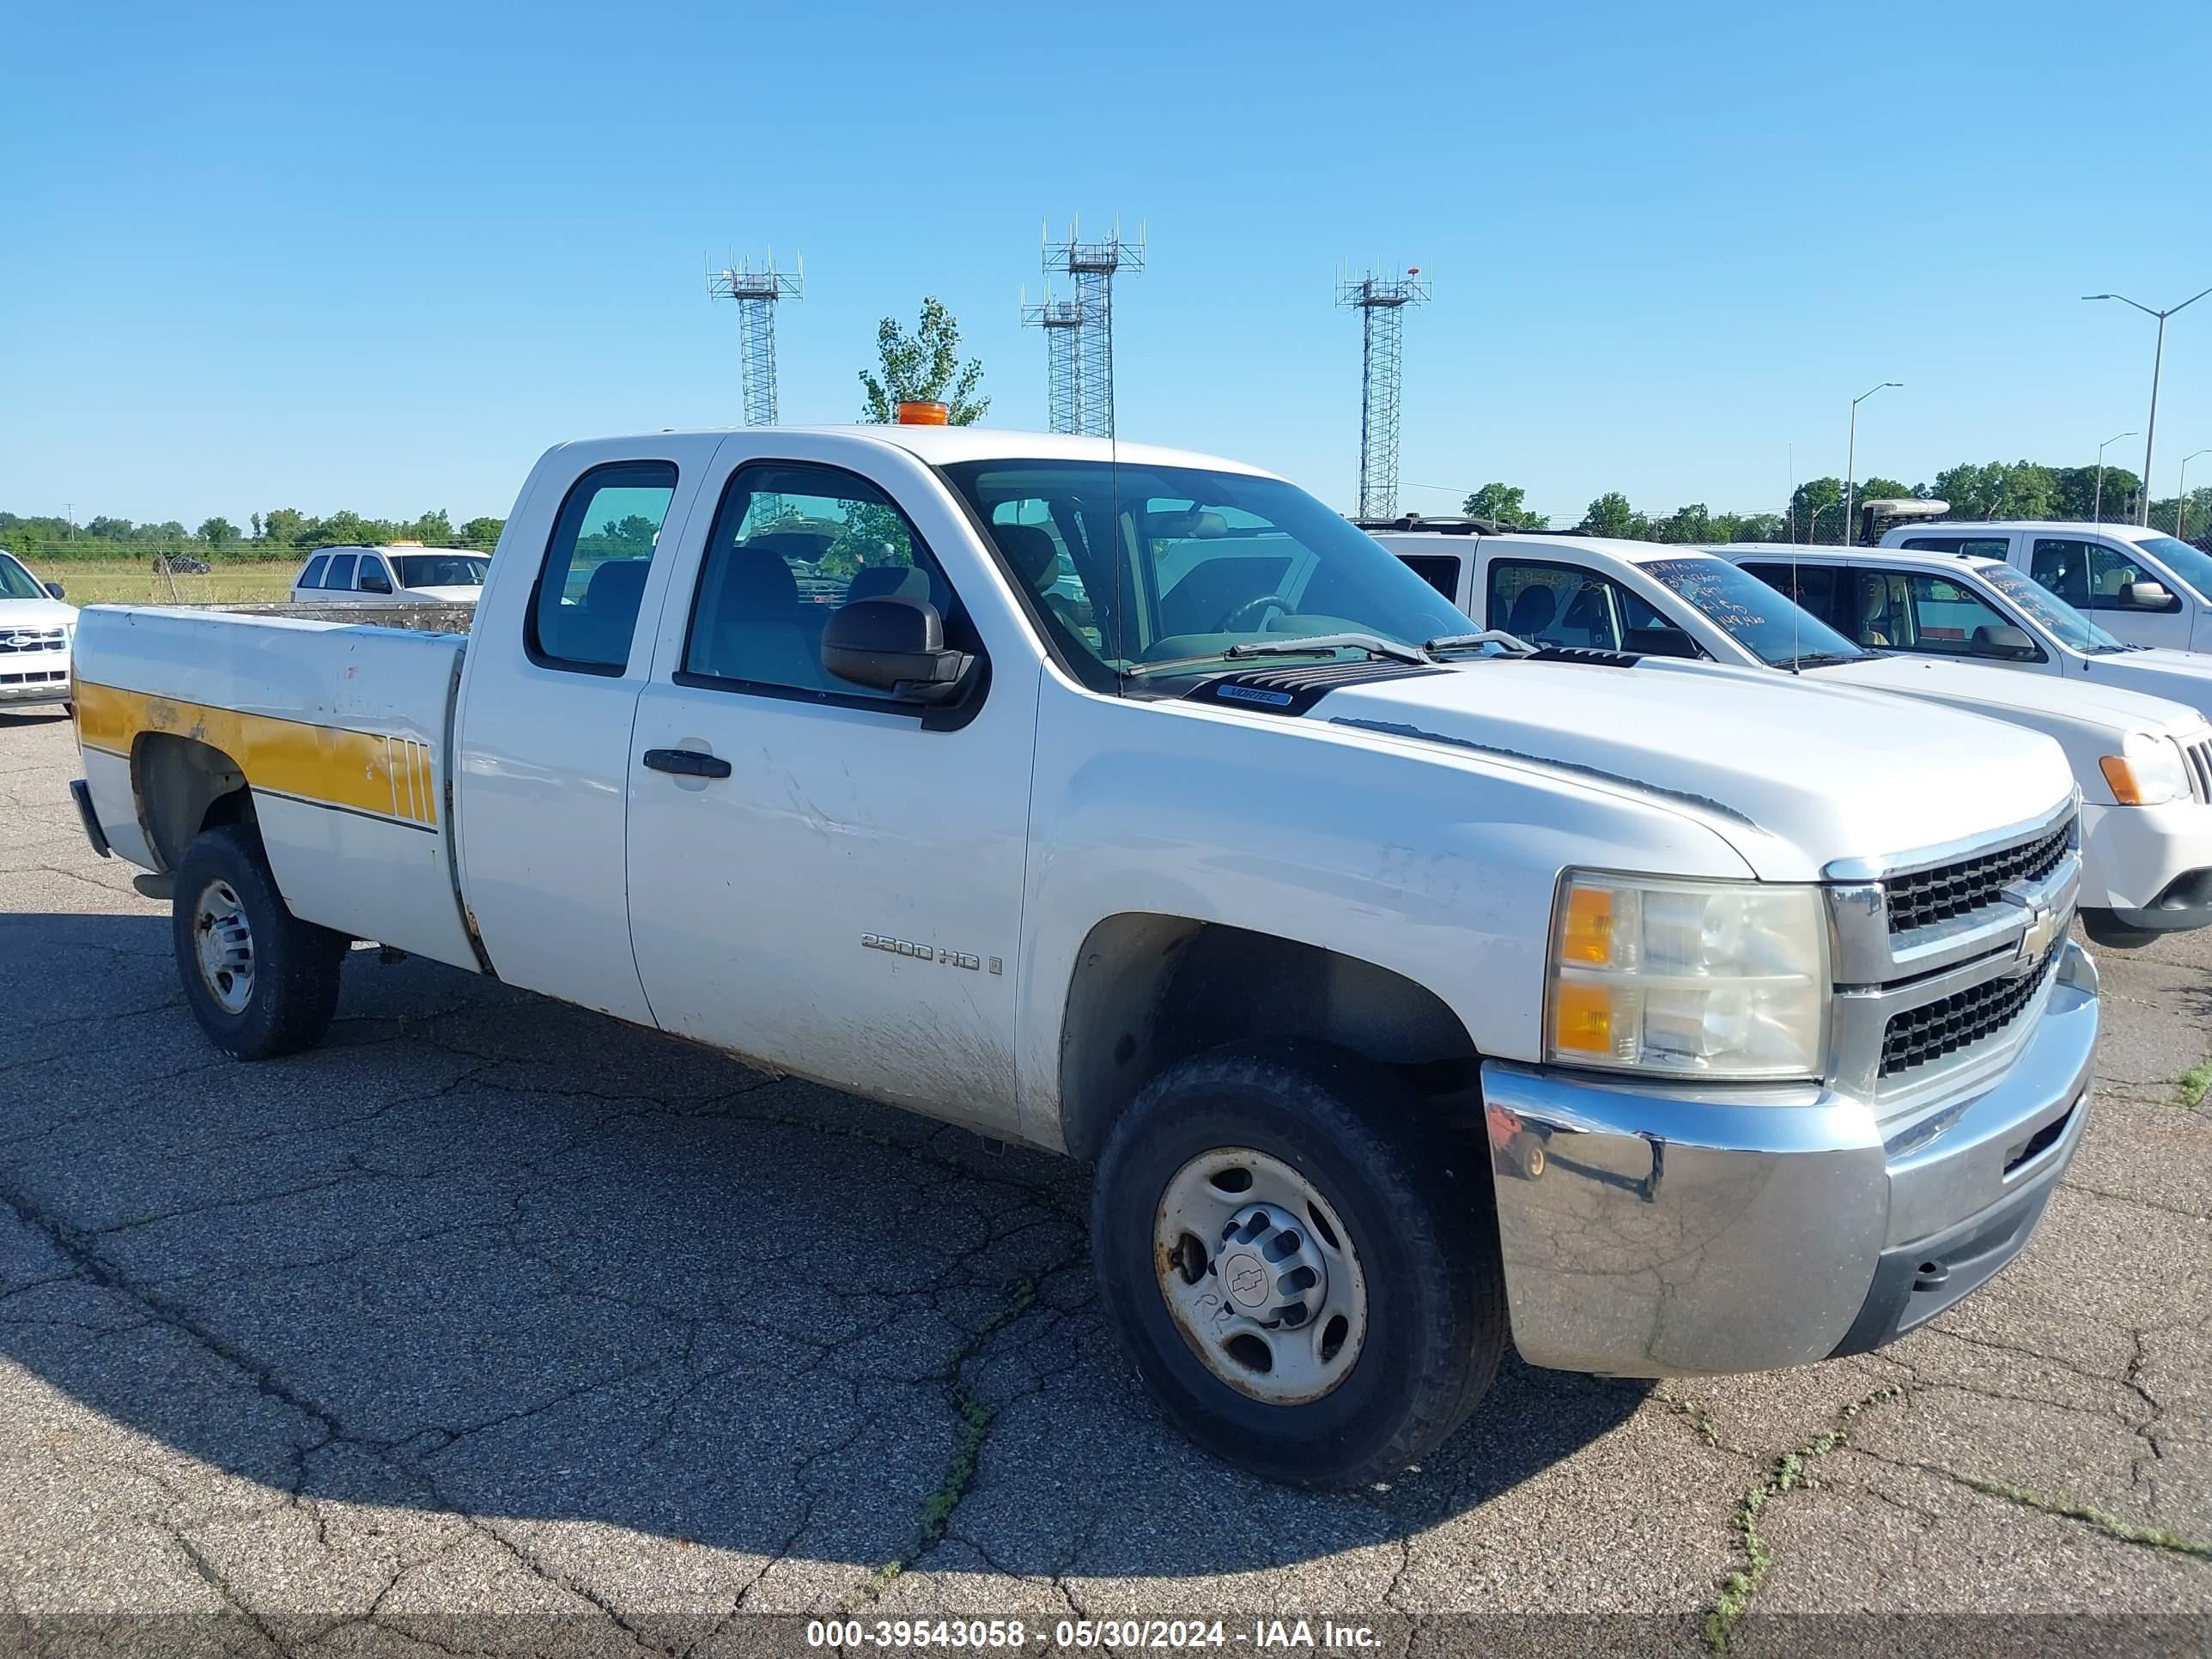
[289,545,489,605]
[0,547,77,711]
[1880,520,2212,653]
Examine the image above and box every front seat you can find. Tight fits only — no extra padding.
[995,524,1089,639]
[572,559,651,665]
[1859,580,1893,647]
[701,550,817,689]
[1505,584,1559,641]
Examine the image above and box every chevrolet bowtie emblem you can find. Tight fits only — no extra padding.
[2013,906,2058,975]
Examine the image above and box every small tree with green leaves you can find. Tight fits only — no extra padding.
[859,297,988,425]
[1461,483,1549,528]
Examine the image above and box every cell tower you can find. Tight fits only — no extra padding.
[1039,217,1145,438]
[1336,266,1431,520]
[707,252,804,425]
[1019,290,1085,434]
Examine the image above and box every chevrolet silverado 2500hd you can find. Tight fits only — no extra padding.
[1381,527,2212,949]
[70,425,2097,1487]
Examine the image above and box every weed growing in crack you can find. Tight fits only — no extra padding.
[1950,1473,2212,1558]
[1703,1383,1904,1653]
[2178,1059,2212,1109]
[848,1277,1040,1607]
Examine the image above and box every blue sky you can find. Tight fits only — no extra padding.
[6,0,2210,528]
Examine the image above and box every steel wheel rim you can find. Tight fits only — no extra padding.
[1153,1146,1368,1406]
[192,879,255,1015]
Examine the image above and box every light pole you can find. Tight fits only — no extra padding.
[2085,285,2212,525]
[2179,448,2211,541]
[1844,381,1902,546]
[2094,429,2137,525]
[1804,500,1835,544]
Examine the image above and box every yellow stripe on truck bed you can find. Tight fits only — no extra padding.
[75,681,439,830]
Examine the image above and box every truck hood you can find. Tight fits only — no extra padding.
[2075,647,2212,726]
[1314,656,2075,881]
[1806,653,2207,741]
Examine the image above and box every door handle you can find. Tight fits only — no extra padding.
[642,747,732,780]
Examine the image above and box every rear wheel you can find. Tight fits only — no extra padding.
[1091,1041,1504,1487]
[172,823,346,1059]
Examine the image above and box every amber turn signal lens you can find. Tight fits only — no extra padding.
[1560,884,1614,964]
[2100,755,2144,805]
[1553,982,1615,1054]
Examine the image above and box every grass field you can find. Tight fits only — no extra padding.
[43,561,301,605]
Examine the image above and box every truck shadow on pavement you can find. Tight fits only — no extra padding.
[0,909,1646,1581]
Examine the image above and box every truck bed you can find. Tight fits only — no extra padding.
[73,605,481,971]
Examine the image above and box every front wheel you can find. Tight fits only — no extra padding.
[172,823,346,1059]
[1090,1041,1505,1488]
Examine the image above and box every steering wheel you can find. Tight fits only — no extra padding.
[1213,592,1293,632]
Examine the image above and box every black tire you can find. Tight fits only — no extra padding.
[2080,908,2163,951]
[1090,1039,1506,1488]
[172,823,346,1059]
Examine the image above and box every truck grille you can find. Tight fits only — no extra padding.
[1884,819,2073,934]
[0,629,66,655]
[0,670,67,685]
[2184,736,2212,803]
[1880,945,2060,1078]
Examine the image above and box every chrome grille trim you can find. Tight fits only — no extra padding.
[2184,735,2212,804]
[1882,820,2070,935]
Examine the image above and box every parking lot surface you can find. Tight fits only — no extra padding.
[3,704,2210,1654]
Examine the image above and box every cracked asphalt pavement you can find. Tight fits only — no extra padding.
[3,704,2211,1653]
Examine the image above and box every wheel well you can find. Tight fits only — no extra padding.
[1057,915,1480,1160]
[132,732,254,872]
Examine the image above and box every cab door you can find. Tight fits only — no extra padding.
[623,435,1039,1137]
[2027,536,2192,651]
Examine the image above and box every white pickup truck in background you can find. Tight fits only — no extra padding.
[1379,527,2212,950]
[70,423,2097,1486]
[1880,520,2212,653]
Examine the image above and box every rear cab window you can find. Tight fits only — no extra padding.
[321,554,356,591]
[528,463,680,674]
[1399,554,1462,603]
[299,554,330,590]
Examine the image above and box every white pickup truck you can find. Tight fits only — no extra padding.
[70,424,2098,1487]
[1379,528,2212,950]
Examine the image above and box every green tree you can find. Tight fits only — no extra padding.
[1928,460,2057,521]
[459,516,506,550]
[2053,465,2141,522]
[1650,503,1714,544]
[262,508,307,545]
[1578,492,1650,540]
[412,509,454,544]
[1787,477,1846,544]
[1461,482,1549,528]
[198,516,239,547]
[859,296,988,425]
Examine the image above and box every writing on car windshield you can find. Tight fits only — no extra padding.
[1977,564,2127,653]
[1643,558,1865,667]
[935,459,1473,692]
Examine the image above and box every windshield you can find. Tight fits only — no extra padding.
[937,459,1474,689]
[1642,557,1866,667]
[1976,564,2127,653]
[2134,536,2212,604]
[391,553,489,588]
[0,553,44,601]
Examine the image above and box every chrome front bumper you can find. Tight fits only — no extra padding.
[1482,941,2098,1376]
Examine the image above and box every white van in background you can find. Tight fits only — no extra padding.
[1879,520,2212,653]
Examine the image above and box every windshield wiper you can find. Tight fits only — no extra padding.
[1124,633,1431,678]
[1785,652,1862,669]
[1423,629,1536,658]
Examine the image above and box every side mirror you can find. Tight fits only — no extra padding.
[2121,579,2175,611]
[358,570,394,594]
[822,596,973,702]
[1970,623,2037,661]
[44,581,65,600]
[1622,625,1700,659]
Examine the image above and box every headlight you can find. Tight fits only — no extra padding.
[2099,732,2191,806]
[1547,872,1830,1079]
